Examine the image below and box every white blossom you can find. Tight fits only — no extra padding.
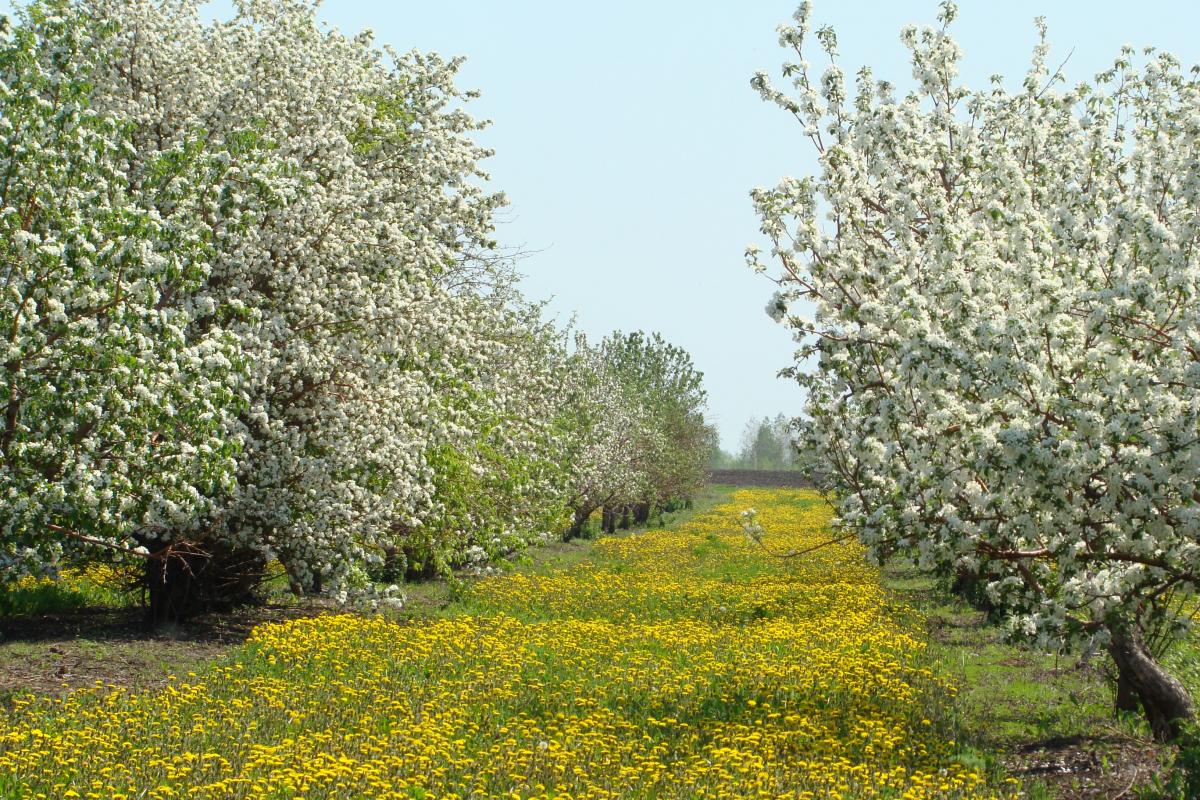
[752,2,1200,669]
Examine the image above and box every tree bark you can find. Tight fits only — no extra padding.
[618,506,632,530]
[145,540,264,625]
[602,505,616,534]
[566,506,593,540]
[1108,625,1194,741]
[377,545,405,584]
[1114,670,1140,714]
[950,566,994,613]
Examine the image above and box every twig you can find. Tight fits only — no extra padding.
[1110,765,1139,800]
[747,530,857,559]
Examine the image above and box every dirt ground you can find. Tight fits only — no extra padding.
[0,603,330,702]
[1003,734,1165,799]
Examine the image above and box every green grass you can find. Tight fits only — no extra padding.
[1164,635,1200,701]
[883,562,1194,797]
[395,485,737,622]
[18,489,1200,797]
[0,566,138,616]
[884,564,1121,745]
[0,488,739,713]
[0,487,998,799]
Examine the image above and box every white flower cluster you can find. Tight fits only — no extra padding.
[0,6,243,576]
[1,0,715,601]
[751,2,1200,655]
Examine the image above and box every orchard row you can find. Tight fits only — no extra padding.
[0,1,713,618]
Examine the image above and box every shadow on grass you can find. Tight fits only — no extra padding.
[0,600,334,708]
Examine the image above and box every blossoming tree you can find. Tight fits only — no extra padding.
[600,331,713,524]
[2,0,718,623]
[0,4,247,583]
[751,1,1200,739]
[73,0,515,618]
[557,333,660,537]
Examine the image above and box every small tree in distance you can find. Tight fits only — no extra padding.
[711,415,801,470]
[751,1,1200,740]
[739,414,799,470]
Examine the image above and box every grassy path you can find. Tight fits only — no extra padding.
[1,489,1011,799]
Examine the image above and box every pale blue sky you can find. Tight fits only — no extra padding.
[313,1,1200,451]
[7,1,1200,449]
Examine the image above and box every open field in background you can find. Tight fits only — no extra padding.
[1,486,1192,799]
[2,489,1008,800]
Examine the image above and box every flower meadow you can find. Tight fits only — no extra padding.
[0,490,1011,799]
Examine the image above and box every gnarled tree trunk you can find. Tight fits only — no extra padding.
[1114,671,1140,714]
[145,540,265,625]
[1108,625,1194,741]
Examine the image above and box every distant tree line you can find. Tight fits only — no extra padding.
[710,414,801,471]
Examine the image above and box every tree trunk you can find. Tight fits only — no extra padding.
[618,506,632,530]
[378,546,405,583]
[602,505,616,534]
[145,541,264,625]
[1114,670,1140,714]
[950,566,994,614]
[566,506,592,540]
[1108,625,1194,741]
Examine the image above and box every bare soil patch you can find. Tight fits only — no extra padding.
[1003,734,1164,800]
[0,602,331,702]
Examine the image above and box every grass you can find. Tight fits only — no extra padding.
[0,489,735,625]
[0,564,138,616]
[884,563,1177,798]
[10,488,1195,797]
[0,494,734,710]
[398,484,737,621]
[0,488,1011,799]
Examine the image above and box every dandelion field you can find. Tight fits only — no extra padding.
[0,490,1011,799]
[0,566,133,617]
